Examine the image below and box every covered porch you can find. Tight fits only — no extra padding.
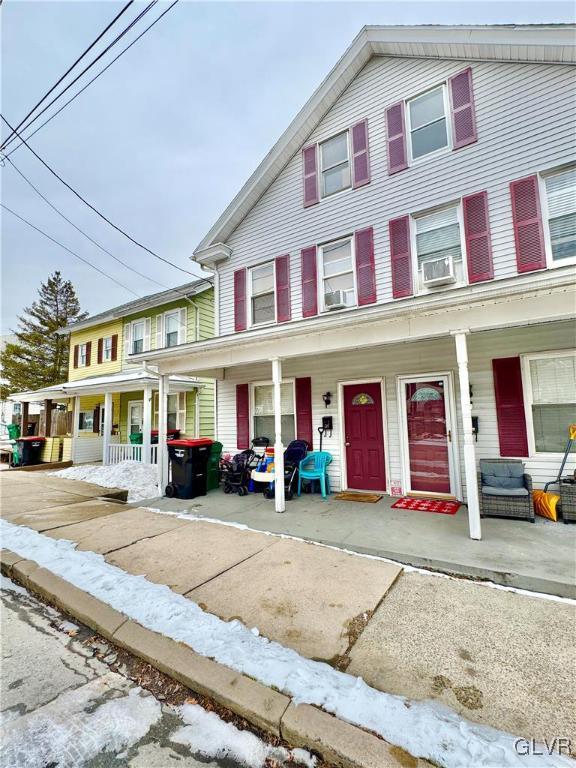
[133,281,575,541]
[10,368,202,467]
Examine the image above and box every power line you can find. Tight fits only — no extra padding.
[1,1,158,152]
[2,202,140,298]
[5,155,206,316]
[5,155,169,289]
[4,1,180,157]
[0,1,135,150]
[0,113,212,287]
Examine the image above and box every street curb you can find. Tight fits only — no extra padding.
[0,549,432,768]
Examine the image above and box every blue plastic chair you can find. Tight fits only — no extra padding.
[297,451,332,499]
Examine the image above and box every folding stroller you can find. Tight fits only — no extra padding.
[263,440,309,501]
[221,437,270,496]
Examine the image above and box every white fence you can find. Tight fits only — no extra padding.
[106,443,158,465]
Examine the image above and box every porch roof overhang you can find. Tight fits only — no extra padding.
[129,270,576,378]
[10,370,203,403]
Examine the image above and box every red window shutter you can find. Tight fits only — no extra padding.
[462,191,494,283]
[234,268,247,332]
[93,405,100,434]
[351,120,370,188]
[85,341,92,367]
[492,357,529,457]
[295,377,313,449]
[275,254,291,323]
[111,334,118,362]
[388,216,413,298]
[355,227,377,305]
[449,67,477,150]
[385,102,408,175]
[301,246,318,318]
[236,383,250,450]
[97,338,103,364]
[509,175,547,273]
[73,344,79,369]
[302,145,319,207]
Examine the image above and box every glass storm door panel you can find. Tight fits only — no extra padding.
[128,402,143,435]
[404,380,450,494]
[343,382,386,491]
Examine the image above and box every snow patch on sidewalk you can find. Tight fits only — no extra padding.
[2,519,571,768]
[50,461,158,502]
[173,703,316,768]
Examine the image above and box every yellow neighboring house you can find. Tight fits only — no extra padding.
[11,280,214,466]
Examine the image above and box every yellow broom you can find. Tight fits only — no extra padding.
[533,425,576,522]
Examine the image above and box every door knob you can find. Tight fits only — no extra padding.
[345,441,350,447]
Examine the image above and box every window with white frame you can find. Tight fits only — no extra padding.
[407,85,449,161]
[249,263,275,326]
[153,392,186,431]
[252,383,295,444]
[414,204,465,290]
[164,311,180,348]
[78,343,88,367]
[131,320,145,355]
[544,168,576,263]
[524,352,576,453]
[78,411,94,431]
[320,238,356,311]
[102,336,113,362]
[320,131,350,197]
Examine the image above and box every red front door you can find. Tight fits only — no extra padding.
[343,383,386,491]
[404,379,451,494]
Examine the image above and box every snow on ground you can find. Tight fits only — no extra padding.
[173,703,316,768]
[50,461,158,502]
[0,676,161,768]
[2,519,572,768]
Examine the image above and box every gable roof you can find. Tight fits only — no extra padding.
[59,278,211,335]
[193,24,575,258]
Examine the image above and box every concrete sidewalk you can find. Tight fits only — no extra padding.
[1,471,575,756]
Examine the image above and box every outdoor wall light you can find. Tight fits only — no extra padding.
[322,391,332,408]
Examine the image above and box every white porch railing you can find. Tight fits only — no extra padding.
[107,443,159,465]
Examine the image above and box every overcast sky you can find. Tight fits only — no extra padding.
[1,0,574,332]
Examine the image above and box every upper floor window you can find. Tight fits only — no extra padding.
[164,311,180,348]
[78,343,88,367]
[320,132,350,197]
[102,336,113,362]
[407,85,449,161]
[131,320,145,354]
[523,352,576,453]
[543,168,576,263]
[249,263,275,326]
[414,204,465,291]
[320,237,356,311]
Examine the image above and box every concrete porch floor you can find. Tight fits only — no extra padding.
[138,490,576,598]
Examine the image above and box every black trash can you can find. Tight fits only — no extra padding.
[16,436,46,466]
[165,438,212,499]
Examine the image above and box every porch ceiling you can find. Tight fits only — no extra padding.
[132,280,575,378]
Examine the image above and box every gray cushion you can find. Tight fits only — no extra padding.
[480,461,525,490]
[482,485,529,497]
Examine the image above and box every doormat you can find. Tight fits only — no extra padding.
[391,497,460,515]
[334,492,383,503]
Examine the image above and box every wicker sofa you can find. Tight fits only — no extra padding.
[477,459,535,522]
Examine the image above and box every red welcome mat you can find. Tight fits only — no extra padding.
[391,497,460,515]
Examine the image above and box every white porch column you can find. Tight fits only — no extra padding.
[157,374,170,493]
[453,330,482,541]
[271,357,285,513]
[142,384,152,464]
[102,391,113,464]
[72,395,80,464]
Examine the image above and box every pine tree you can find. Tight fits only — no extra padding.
[1,271,87,397]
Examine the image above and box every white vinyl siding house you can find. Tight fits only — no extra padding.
[216,56,575,334]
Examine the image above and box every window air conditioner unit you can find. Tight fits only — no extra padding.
[324,290,347,310]
[422,255,456,287]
